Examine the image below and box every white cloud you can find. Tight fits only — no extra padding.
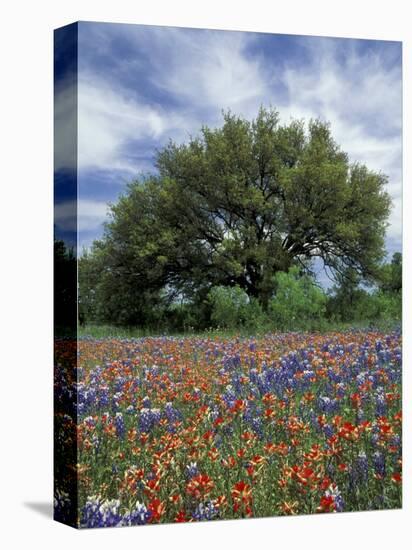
[145,29,268,118]
[78,199,111,232]
[76,27,272,176]
[55,199,110,233]
[78,74,180,172]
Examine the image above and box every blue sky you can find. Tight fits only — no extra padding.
[55,22,402,284]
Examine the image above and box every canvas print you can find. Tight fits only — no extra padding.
[54,22,402,528]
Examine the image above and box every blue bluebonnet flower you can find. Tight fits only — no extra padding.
[302,369,315,383]
[142,395,151,408]
[355,451,369,483]
[208,406,221,422]
[375,388,387,417]
[99,386,110,409]
[322,424,334,439]
[139,408,161,433]
[250,416,263,437]
[80,497,101,528]
[325,484,344,512]
[335,382,346,398]
[222,385,236,408]
[164,402,182,423]
[54,490,71,523]
[99,499,123,527]
[114,412,125,439]
[318,396,339,414]
[111,391,123,412]
[123,502,151,526]
[92,434,100,452]
[249,368,259,385]
[185,462,199,478]
[192,501,218,521]
[373,451,386,478]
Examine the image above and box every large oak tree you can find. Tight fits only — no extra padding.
[82,107,391,324]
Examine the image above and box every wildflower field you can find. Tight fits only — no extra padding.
[55,330,402,527]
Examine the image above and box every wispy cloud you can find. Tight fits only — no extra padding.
[77,27,270,173]
[140,28,269,117]
[78,74,174,173]
[55,199,110,233]
[78,199,111,232]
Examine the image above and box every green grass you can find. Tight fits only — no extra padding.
[78,324,253,339]
[78,318,401,339]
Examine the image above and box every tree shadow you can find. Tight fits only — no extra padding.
[24,501,53,519]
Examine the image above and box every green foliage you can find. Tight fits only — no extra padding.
[327,253,402,324]
[78,249,99,324]
[378,252,402,294]
[208,286,248,328]
[351,291,401,323]
[207,285,266,329]
[242,296,268,331]
[268,267,327,330]
[79,107,392,327]
[326,267,365,323]
[374,293,398,322]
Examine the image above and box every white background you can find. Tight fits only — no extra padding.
[0,1,410,548]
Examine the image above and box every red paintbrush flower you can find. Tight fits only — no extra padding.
[231,481,252,503]
[230,399,246,414]
[186,474,214,499]
[280,501,299,515]
[148,498,166,522]
[316,495,335,513]
[174,510,188,523]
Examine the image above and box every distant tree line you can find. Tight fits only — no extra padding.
[78,252,401,332]
[76,107,401,332]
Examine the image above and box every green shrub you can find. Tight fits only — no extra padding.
[269,267,327,330]
[242,297,269,331]
[208,285,250,328]
[356,291,401,321]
